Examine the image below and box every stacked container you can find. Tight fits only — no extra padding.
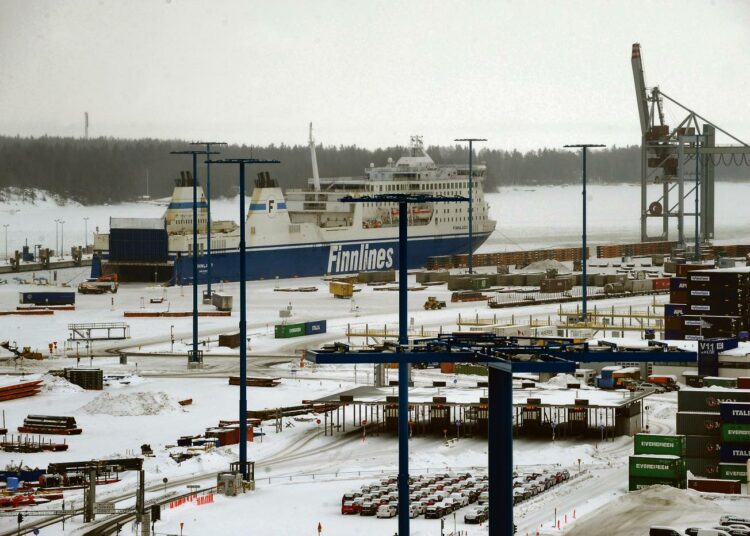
[274,320,327,339]
[595,366,621,389]
[684,267,750,340]
[718,401,750,483]
[629,440,686,491]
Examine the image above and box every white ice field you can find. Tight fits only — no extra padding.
[1,182,750,535]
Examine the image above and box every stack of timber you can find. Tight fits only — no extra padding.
[0,379,43,402]
[18,415,82,435]
[228,376,281,388]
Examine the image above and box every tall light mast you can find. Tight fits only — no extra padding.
[309,122,321,192]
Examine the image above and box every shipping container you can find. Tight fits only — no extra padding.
[687,477,741,494]
[670,277,688,291]
[720,443,750,463]
[329,281,353,298]
[684,457,721,478]
[664,303,688,317]
[722,423,750,443]
[719,462,748,482]
[670,290,689,304]
[685,435,722,459]
[663,330,685,341]
[703,377,738,389]
[19,291,76,306]
[212,293,233,311]
[678,389,750,413]
[720,401,750,424]
[305,320,327,336]
[218,332,241,349]
[677,412,722,437]
[628,455,685,479]
[628,475,685,492]
[274,323,306,339]
[738,378,750,390]
[634,434,686,457]
[652,278,670,291]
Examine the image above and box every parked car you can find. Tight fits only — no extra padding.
[341,501,360,515]
[376,504,397,518]
[409,504,420,519]
[478,491,489,504]
[721,518,750,530]
[695,530,731,536]
[425,504,444,519]
[360,502,378,516]
[649,528,681,536]
[464,506,487,524]
[713,527,750,536]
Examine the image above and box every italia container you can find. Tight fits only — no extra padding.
[304,320,327,336]
[629,455,685,479]
[676,412,722,437]
[628,476,685,492]
[722,423,750,443]
[633,434,686,457]
[274,323,306,339]
[720,444,750,464]
[19,291,76,306]
[720,402,750,424]
[719,463,748,482]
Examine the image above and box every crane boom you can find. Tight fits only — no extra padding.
[631,43,650,135]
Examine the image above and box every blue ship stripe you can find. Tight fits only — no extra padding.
[168,202,208,209]
[249,202,287,211]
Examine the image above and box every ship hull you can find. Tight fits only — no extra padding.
[171,231,491,284]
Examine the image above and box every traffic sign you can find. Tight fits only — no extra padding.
[455,420,462,427]
[361,419,367,426]
[316,419,321,425]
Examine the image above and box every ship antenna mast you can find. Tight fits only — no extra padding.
[309,122,321,192]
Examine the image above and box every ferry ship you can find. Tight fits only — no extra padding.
[92,134,496,283]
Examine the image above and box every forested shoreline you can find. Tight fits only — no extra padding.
[0,136,746,204]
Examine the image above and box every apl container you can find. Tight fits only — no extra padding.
[720,443,750,464]
[629,455,685,479]
[722,423,750,443]
[633,434,686,457]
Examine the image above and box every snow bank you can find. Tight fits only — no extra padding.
[80,391,185,416]
[519,259,571,273]
[41,374,84,393]
[543,373,587,389]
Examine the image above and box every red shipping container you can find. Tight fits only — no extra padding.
[652,278,670,291]
[738,377,750,390]
[688,478,741,494]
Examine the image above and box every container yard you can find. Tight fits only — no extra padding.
[3,3,750,536]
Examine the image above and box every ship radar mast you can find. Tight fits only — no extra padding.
[409,135,425,157]
[309,122,321,192]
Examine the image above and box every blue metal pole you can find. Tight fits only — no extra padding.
[397,201,409,536]
[206,145,213,295]
[468,142,474,275]
[488,365,513,536]
[239,163,248,477]
[192,154,199,363]
[582,148,587,322]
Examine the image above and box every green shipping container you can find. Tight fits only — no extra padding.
[274,323,306,339]
[629,455,685,479]
[719,463,748,483]
[455,364,488,376]
[722,423,750,443]
[628,475,686,492]
[633,434,686,457]
[703,377,738,388]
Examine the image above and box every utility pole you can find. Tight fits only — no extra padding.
[207,157,281,478]
[83,217,90,249]
[54,219,60,256]
[59,219,66,259]
[564,144,605,323]
[191,141,227,300]
[3,224,8,261]
[454,138,486,274]
[170,150,218,368]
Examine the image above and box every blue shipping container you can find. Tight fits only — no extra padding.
[305,320,327,336]
[721,402,750,424]
[596,377,614,389]
[670,277,688,291]
[720,443,750,463]
[19,291,76,306]
[110,228,168,262]
[665,303,687,317]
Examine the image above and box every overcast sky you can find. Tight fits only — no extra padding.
[1,0,749,151]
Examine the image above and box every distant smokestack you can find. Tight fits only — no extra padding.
[84,112,89,139]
